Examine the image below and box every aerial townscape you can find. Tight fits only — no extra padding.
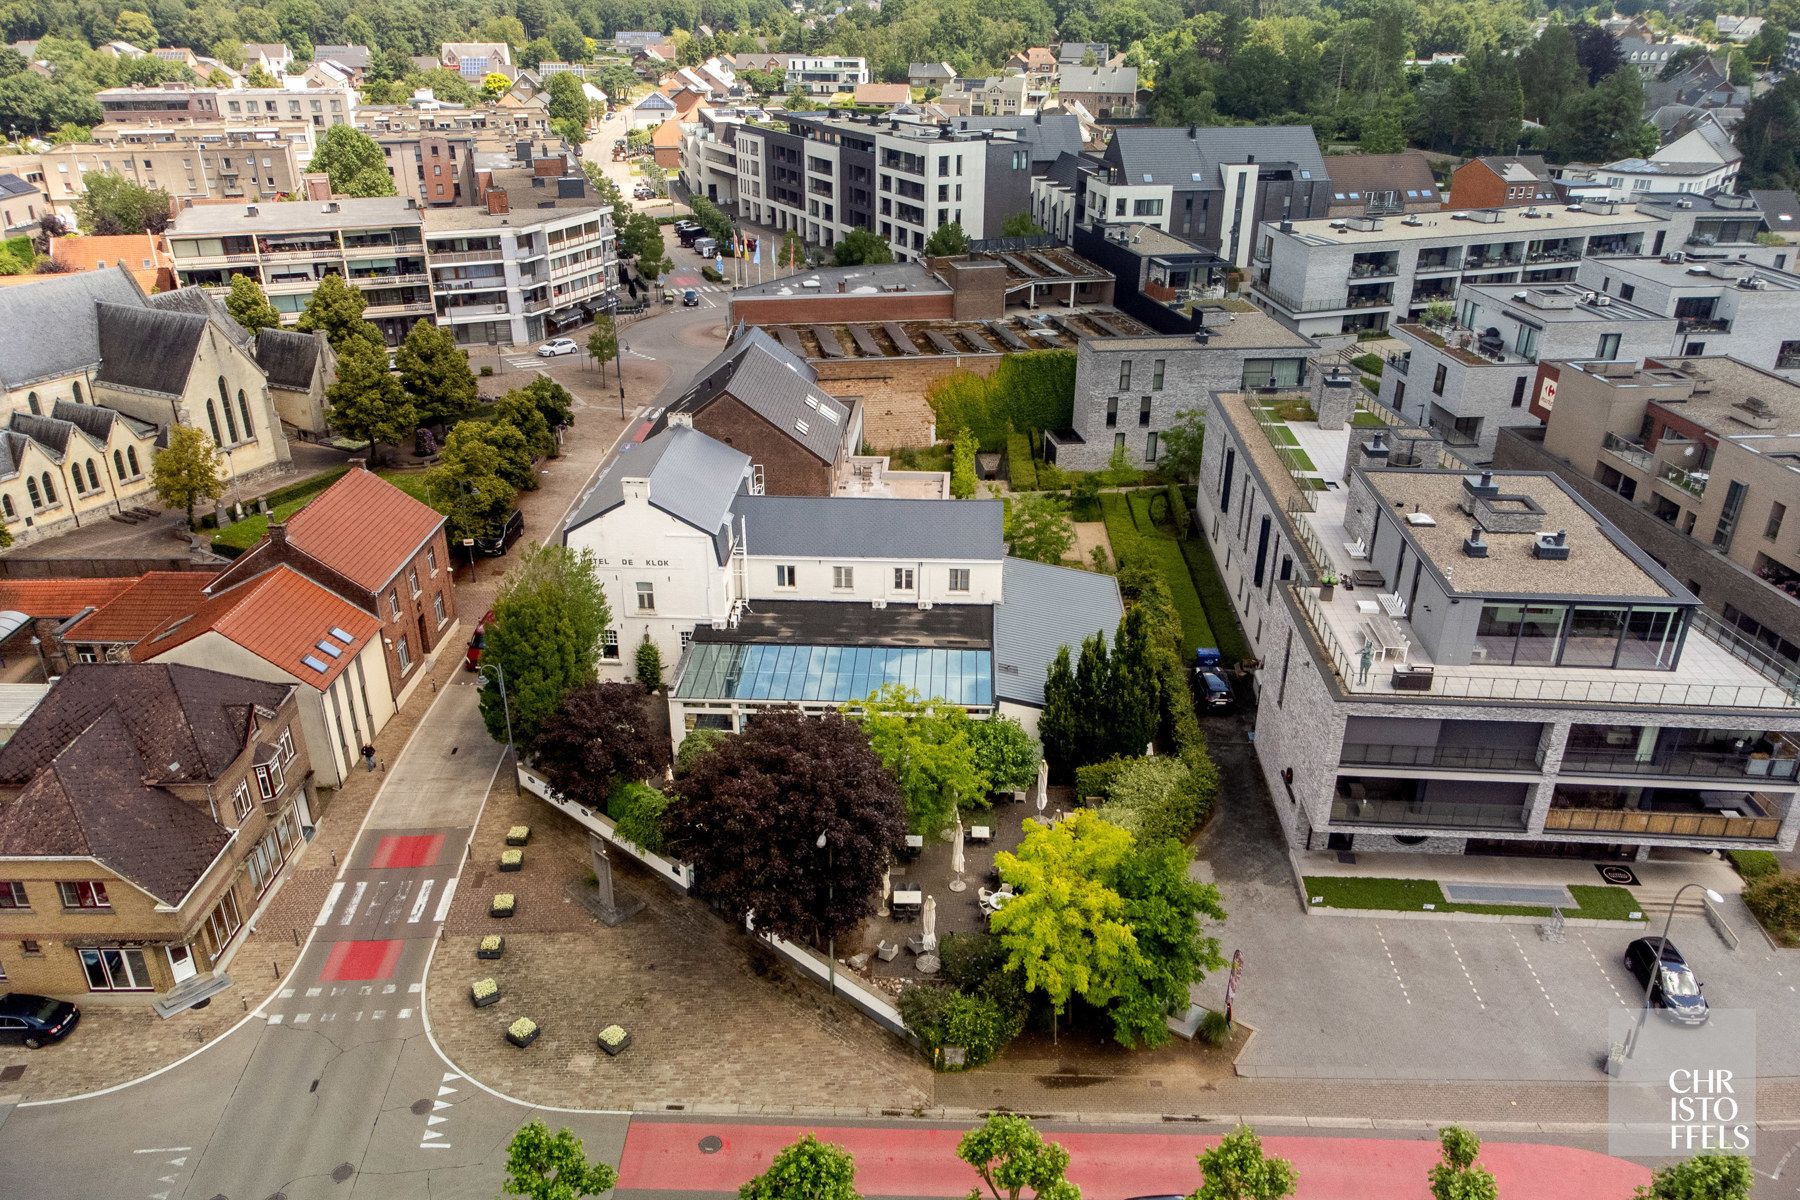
[1,1,1800,1197]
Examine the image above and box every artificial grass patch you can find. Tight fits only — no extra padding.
[1351,410,1388,428]
[1302,876,1646,920]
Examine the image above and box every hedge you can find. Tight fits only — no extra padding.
[926,351,1076,450]
[1100,492,1213,656]
[606,781,670,853]
[1087,754,1210,843]
[1727,849,1780,881]
[1177,535,1252,666]
[1745,872,1800,945]
[1351,352,1383,376]
[1005,430,1038,490]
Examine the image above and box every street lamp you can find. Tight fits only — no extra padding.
[817,830,834,996]
[1624,881,1726,1059]
[478,661,514,755]
[617,339,627,419]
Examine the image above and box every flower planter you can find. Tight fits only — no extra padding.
[506,825,531,847]
[477,935,505,960]
[490,893,516,918]
[507,1018,539,1048]
[471,978,501,1007]
[498,848,523,872]
[596,1025,632,1056]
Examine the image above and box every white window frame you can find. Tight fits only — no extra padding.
[58,880,110,910]
[396,634,413,674]
[775,564,798,588]
[388,589,401,618]
[948,567,970,592]
[635,581,655,612]
[0,881,27,909]
[278,729,296,763]
[433,592,448,627]
[893,567,915,591]
[427,546,439,574]
[408,568,420,597]
[232,780,254,819]
[833,566,854,590]
[602,629,620,660]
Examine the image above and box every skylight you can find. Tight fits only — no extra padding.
[316,639,343,658]
[795,418,810,434]
[804,396,819,409]
[329,626,354,642]
[301,654,330,673]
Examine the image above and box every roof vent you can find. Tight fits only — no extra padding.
[1463,470,1500,500]
[1532,529,1571,560]
[1405,510,1437,527]
[1463,527,1489,558]
[246,204,259,216]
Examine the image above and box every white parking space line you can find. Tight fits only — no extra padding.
[433,877,458,923]
[1443,930,1486,1009]
[408,879,435,923]
[339,881,367,925]
[1508,927,1561,1016]
[1576,930,1630,1006]
[315,881,344,927]
[1374,924,1412,1005]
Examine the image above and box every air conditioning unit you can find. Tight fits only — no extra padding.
[917,600,933,610]
[1595,295,1612,306]
[870,598,887,609]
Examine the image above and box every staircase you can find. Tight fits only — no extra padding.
[152,971,232,1018]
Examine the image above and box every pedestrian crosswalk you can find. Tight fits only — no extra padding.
[312,874,459,932]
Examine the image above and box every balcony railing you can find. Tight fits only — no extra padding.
[1602,432,1654,471]
[425,246,506,264]
[1559,746,1800,781]
[1340,742,1544,772]
[1331,796,1530,830]
[1678,316,1732,333]
[1350,261,1398,279]
[1250,280,1362,313]
[1415,256,1461,273]
[1656,460,1708,498]
[1545,806,1783,841]
[1387,353,1409,375]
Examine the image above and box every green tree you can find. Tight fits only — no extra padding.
[832,228,894,266]
[587,315,619,383]
[1109,607,1160,758]
[482,71,512,99]
[856,684,985,834]
[151,424,226,529]
[1517,23,1586,124]
[1001,212,1046,238]
[738,1132,860,1200]
[951,426,978,499]
[1190,1127,1297,1200]
[1358,107,1407,154]
[635,635,664,690]
[1072,632,1114,768]
[245,63,279,87]
[1634,1155,1754,1200]
[519,376,575,429]
[327,339,417,463]
[424,423,517,541]
[495,387,555,460]
[1736,75,1800,191]
[310,124,396,197]
[1158,409,1205,483]
[546,71,588,129]
[1006,492,1073,564]
[969,714,1040,793]
[480,543,610,744]
[1548,67,1658,163]
[924,221,970,257]
[1428,1127,1498,1200]
[1108,835,1226,1046]
[74,172,173,235]
[502,1119,617,1200]
[956,1113,1079,1200]
[396,318,476,426]
[225,274,282,334]
[296,273,383,354]
[113,9,158,48]
[471,418,536,493]
[1039,646,1078,782]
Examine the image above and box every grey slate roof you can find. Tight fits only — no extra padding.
[665,327,850,463]
[732,494,1005,560]
[1751,189,1800,231]
[1105,125,1327,191]
[314,44,372,69]
[94,302,207,396]
[0,172,36,199]
[565,425,751,562]
[147,285,254,351]
[1057,65,1137,95]
[0,267,144,389]
[0,431,27,480]
[953,114,1084,168]
[51,398,153,441]
[7,412,80,459]
[256,328,326,389]
[992,555,1122,707]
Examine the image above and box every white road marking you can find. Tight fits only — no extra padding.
[1443,930,1486,1009]
[1508,927,1561,1016]
[422,1129,444,1141]
[383,983,397,994]
[411,984,425,994]
[432,1099,449,1110]
[399,1007,413,1019]
[167,1158,186,1167]
[371,1010,384,1021]
[339,881,367,925]
[133,1148,192,1154]
[158,1175,177,1183]
[294,1013,311,1024]
[1575,931,1630,1006]
[438,1086,456,1097]
[427,1115,446,1126]
[316,881,345,927]
[266,1014,283,1025]
[305,986,322,998]
[1374,924,1411,1005]
[442,1072,459,1082]
[278,988,294,1000]
[408,878,435,923]
[420,1143,453,1150]
[433,877,458,922]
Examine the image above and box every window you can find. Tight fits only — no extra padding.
[408,568,420,596]
[232,780,253,819]
[113,449,125,478]
[602,629,620,660]
[206,398,223,444]
[256,758,285,798]
[893,567,915,591]
[218,377,238,442]
[26,391,38,415]
[0,881,27,909]
[948,567,970,592]
[775,565,798,588]
[1152,359,1165,390]
[396,634,412,673]
[1118,360,1132,391]
[1432,364,1447,396]
[433,592,447,626]
[1146,432,1159,462]
[40,473,54,504]
[833,566,854,590]
[1768,503,1787,541]
[237,389,253,439]
[1105,397,1118,427]
[427,546,438,574]
[388,589,401,618]
[58,881,110,910]
[1114,431,1126,453]
[1715,480,1748,550]
[201,890,243,963]
[127,446,139,475]
[1597,332,1621,360]
[1139,397,1152,426]
[25,478,40,509]
[1619,283,1636,302]
[1,496,10,519]
[20,940,40,956]
[1132,198,1163,217]
[80,947,152,992]
[86,460,98,491]
[278,729,296,763]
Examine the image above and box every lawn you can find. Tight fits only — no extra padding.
[1302,876,1646,921]
[1101,490,1219,657]
[1351,409,1389,428]
[214,467,434,552]
[1177,532,1252,665]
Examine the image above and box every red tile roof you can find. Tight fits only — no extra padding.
[282,466,446,593]
[61,571,213,645]
[0,577,134,618]
[134,566,380,688]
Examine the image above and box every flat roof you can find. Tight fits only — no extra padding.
[170,197,421,236]
[1101,311,1314,352]
[1645,357,1800,435]
[1277,203,1665,247]
[694,600,991,647]
[1462,282,1666,322]
[1592,255,1800,294]
[733,262,947,300]
[1103,223,1217,260]
[1362,469,1677,600]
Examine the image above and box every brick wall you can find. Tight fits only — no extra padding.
[728,292,954,325]
[691,398,833,496]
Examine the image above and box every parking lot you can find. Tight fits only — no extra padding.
[1199,715,1800,1083]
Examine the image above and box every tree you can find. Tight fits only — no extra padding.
[832,228,894,266]
[503,1119,617,1200]
[546,72,588,129]
[1108,835,1226,1046]
[1006,492,1074,564]
[1548,68,1658,164]
[296,273,383,354]
[1190,1127,1297,1200]
[956,1113,1079,1200]
[396,319,476,426]
[494,387,555,460]
[74,172,173,235]
[225,275,282,334]
[1571,21,1625,86]
[532,681,669,805]
[1634,1155,1753,1200]
[738,1133,860,1200]
[482,71,513,99]
[327,339,416,463]
[1109,606,1161,759]
[969,714,1039,793]
[1517,24,1586,123]
[588,315,619,383]
[113,9,158,48]
[1358,107,1406,154]
[1001,212,1045,238]
[310,124,396,197]
[1039,646,1078,782]
[634,635,664,690]
[1159,409,1206,483]
[1736,76,1800,191]
[951,426,978,499]
[151,425,225,529]
[1072,632,1114,768]
[858,685,986,835]
[664,711,905,943]
[479,543,610,744]
[519,375,575,429]
[425,422,518,540]
[924,221,970,257]
[1428,1127,1498,1200]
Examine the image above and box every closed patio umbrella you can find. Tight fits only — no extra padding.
[922,894,937,951]
[949,814,967,892]
[1036,758,1048,808]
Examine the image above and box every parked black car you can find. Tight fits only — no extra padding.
[473,509,525,556]
[1624,936,1710,1025]
[0,992,80,1048]
[1196,669,1234,710]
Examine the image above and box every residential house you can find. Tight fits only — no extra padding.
[1563,113,1742,201]
[56,572,214,664]
[1007,47,1057,78]
[908,62,957,90]
[440,42,513,80]
[0,173,48,237]
[0,577,134,677]
[1055,65,1138,120]
[1321,152,1441,219]
[853,83,913,108]
[8,130,306,212]
[1616,27,1683,74]
[629,90,678,129]
[651,119,686,170]
[313,45,373,81]
[1716,15,1765,41]
[241,43,292,75]
[1056,42,1111,67]
[0,664,313,1009]
[775,55,870,96]
[1446,156,1560,210]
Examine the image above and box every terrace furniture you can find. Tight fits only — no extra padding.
[907,935,930,955]
[1351,569,1386,589]
[1343,537,1368,560]
[1391,665,1435,691]
[877,940,900,962]
[970,825,992,844]
[892,887,923,909]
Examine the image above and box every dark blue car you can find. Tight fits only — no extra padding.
[1624,937,1710,1025]
[0,992,80,1048]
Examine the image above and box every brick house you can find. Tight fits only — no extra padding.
[207,465,458,708]
[1446,155,1560,210]
[0,664,310,1010]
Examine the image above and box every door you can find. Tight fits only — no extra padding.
[167,944,197,985]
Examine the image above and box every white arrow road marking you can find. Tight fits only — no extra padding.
[433,878,457,922]
[432,1100,450,1111]
[316,882,344,927]
[167,1159,186,1167]
[339,881,367,925]
[428,1115,446,1126]
[408,879,435,923]
[133,1149,192,1155]
[158,1175,177,1183]
[442,1072,459,1082]
[437,1086,456,1097]
[421,1130,443,1141]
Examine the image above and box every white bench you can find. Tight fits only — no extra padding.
[1342,537,1368,560]
[1378,591,1408,618]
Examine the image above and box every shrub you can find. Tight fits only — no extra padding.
[1198,1009,1231,1046]
[472,977,498,1000]
[927,352,1076,449]
[701,265,724,283]
[500,848,523,867]
[1350,352,1383,376]
[951,427,978,499]
[1745,872,1800,943]
[674,728,730,775]
[898,984,1019,1069]
[607,781,670,853]
[506,825,531,846]
[1005,430,1037,489]
[508,1017,537,1040]
[1084,753,1215,843]
[480,365,494,376]
[1727,849,1780,881]
[1074,756,1137,804]
[597,1024,629,1047]
[938,930,1009,994]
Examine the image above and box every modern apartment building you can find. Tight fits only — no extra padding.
[167,198,431,345]
[776,55,870,95]
[373,130,479,206]
[1572,255,1800,375]
[98,84,355,131]
[1496,356,1800,670]
[1194,388,1800,858]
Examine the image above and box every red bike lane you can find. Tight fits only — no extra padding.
[617,1120,1651,1199]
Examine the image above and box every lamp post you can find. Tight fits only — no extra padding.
[478,661,513,755]
[817,830,833,996]
[617,339,627,419]
[1624,881,1725,1059]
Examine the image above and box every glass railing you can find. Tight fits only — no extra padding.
[1559,745,1800,781]
[1331,796,1530,830]
[1656,460,1708,497]
[1340,743,1545,772]
[1602,432,1654,471]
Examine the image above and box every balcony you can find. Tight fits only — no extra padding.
[1331,795,1531,830]
[1547,788,1786,842]
[1560,744,1800,782]
[1415,253,1462,274]
[433,274,507,292]
[1601,432,1654,472]
[1340,742,1543,772]
[1386,353,1409,375]
[1678,316,1732,334]
[428,246,506,265]
[1656,460,1708,498]
[1350,257,1398,280]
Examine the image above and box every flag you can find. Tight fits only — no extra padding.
[752,236,760,266]
[715,253,724,275]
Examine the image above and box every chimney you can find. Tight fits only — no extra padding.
[486,188,510,215]
[268,521,288,549]
[245,204,259,216]
[1188,125,1197,138]
[620,477,651,503]
[1462,527,1488,558]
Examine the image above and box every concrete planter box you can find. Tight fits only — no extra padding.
[477,936,505,960]
[507,1018,539,1048]
[471,979,501,1007]
[506,826,531,847]
[499,849,523,872]
[490,893,516,918]
[597,1025,632,1056]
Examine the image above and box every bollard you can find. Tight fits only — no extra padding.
[292,928,299,946]
[242,997,249,1012]
[331,850,337,867]
[272,960,280,978]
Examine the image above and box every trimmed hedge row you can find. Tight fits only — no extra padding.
[1005,430,1038,490]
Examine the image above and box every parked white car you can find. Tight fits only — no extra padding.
[536,338,579,357]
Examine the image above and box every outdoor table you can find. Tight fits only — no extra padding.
[892,888,923,907]
[970,825,992,844]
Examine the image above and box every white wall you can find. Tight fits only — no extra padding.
[742,555,1002,605]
